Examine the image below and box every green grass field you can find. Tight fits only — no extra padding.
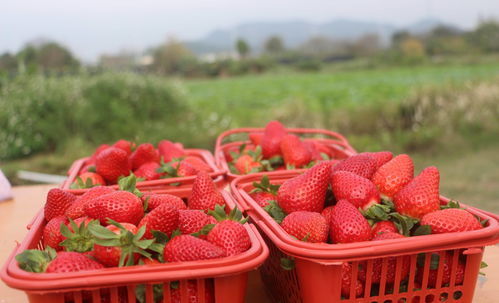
[1,62,498,213]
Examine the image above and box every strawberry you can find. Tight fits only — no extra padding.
[59,218,98,254]
[368,232,410,283]
[372,154,414,200]
[277,161,331,213]
[280,211,328,243]
[332,153,377,179]
[421,208,482,234]
[173,160,200,177]
[280,134,312,168]
[72,172,106,189]
[170,280,214,303]
[188,171,225,212]
[84,191,144,225]
[178,210,214,235]
[303,141,323,161]
[96,147,131,183]
[363,151,393,170]
[183,156,212,172]
[163,235,225,262]
[90,222,153,267]
[130,143,160,170]
[261,120,287,159]
[138,203,179,239]
[250,192,275,207]
[79,163,96,174]
[371,220,398,236]
[65,186,115,219]
[112,139,134,155]
[134,161,162,181]
[341,263,364,299]
[90,144,110,162]
[331,171,380,210]
[158,140,185,162]
[143,193,187,211]
[43,216,68,251]
[16,249,104,273]
[321,206,334,224]
[394,166,440,219]
[206,205,251,256]
[249,132,263,146]
[329,199,372,243]
[44,188,77,221]
[235,154,262,174]
[416,252,465,287]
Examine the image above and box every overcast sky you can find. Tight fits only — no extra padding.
[1,0,498,61]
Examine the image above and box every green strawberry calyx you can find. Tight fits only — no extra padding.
[16,247,57,273]
[88,219,154,267]
[249,175,280,195]
[71,176,99,189]
[208,204,248,224]
[264,200,286,224]
[118,173,143,198]
[60,218,99,253]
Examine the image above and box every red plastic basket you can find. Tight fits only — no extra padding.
[61,149,226,194]
[1,188,268,303]
[230,171,499,303]
[214,128,357,181]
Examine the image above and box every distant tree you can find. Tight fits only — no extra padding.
[16,41,80,74]
[391,31,411,47]
[425,25,470,56]
[236,39,250,58]
[0,53,18,74]
[468,19,499,53]
[264,36,285,54]
[152,37,195,75]
[99,52,136,71]
[351,33,381,57]
[400,37,426,59]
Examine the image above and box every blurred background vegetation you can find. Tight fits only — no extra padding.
[1,19,498,212]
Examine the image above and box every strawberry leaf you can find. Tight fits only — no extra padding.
[413,225,432,236]
[441,200,461,209]
[320,152,330,160]
[263,200,286,224]
[280,257,295,270]
[191,224,216,237]
[15,248,55,273]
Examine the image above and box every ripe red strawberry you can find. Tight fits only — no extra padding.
[416,252,465,287]
[170,280,214,303]
[130,143,160,170]
[368,232,410,283]
[235,154,262,174]
[280,211,328,243]
[44,188,77,221]
[372,154,414,199]
[112,139,134,155]
[178,210,213,235]
[277,161,331,213]
[371,221,398,236]
[207,220,251,256]
[46,252,104,273]
[250,192,275,207]
[421,208,482,234]
[84,191,144,225]
[90,144,110,162]
[163,235,225,262]
[183,156,212,172]
[96,147,131,183]
[261,120,287,159]
[138,203,179,239]
[92,223,142,267]
[394,166,440,219]
[143,193,186,211]
[173,160,200,177]
[332,154,377,179]
[363,151,393,170]
[158,140,185,162]
[303,141,323,161]
[321,206,334,224]
[65,186,115,219]
[280,134,312,168]
[43,216,68,251]
[341,263,365,299]
[188,172,225,212]
[134,161,162,181]
[249,132,263,146]
[329,199,372,243]
[331,171,380,210]
[79,162,96,174]
[73,172,106,188]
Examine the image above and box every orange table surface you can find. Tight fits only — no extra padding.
[0,184,498,303]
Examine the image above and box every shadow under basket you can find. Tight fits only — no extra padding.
[61,148,227,194]
[1,189,268,303]
[214,127,357,182]
[230,171,499,303]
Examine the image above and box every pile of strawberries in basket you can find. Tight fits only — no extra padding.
[249,152,486,298]
[72,139,212,188]
[226,121,343,174]
[17,172,250,277]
